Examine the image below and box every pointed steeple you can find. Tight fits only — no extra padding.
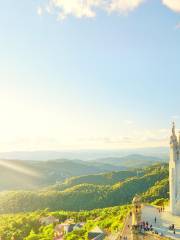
[170,122,178,146]
[172,121,176,136]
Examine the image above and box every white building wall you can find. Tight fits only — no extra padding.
[169,124,180,216]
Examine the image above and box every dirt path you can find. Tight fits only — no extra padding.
[121,215,132,240]
[107,215,132,240]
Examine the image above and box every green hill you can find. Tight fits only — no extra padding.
[142,178,169,202]
[0,159,126,191]
[0,164,168,214]
[49,169,140,191]
[0,154,163,191]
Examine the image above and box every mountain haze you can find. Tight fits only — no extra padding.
[0,154,166,191]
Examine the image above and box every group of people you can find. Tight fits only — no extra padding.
[121,236,128,240]
[158,206,165,213]
[169,224,176,235]
[139,221,153,232]
[157,207,176,235]
[139,219,165,236]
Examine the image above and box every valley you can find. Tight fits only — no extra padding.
[0,156,169,239]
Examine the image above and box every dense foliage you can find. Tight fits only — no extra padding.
[0,159,120,191]
[0,163,170,240]
[0,164,168,213]
[142,178,169,202]
[0,205,129,240]
[49,170,139,191]
[0,154,164,191]
[0,211,54,240]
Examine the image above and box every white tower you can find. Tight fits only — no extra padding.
[169,122,180,215]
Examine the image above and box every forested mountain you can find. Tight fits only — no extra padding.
[93,154,164,167]
[48,170,140,191]
[142,178,169,202]
[0,163,169,240]
[0,164,168,214]
[0,154,164,191]
[0,159,125,191]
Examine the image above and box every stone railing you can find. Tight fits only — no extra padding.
[142,231,171,240]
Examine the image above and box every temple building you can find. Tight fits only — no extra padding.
[169,122,180,215]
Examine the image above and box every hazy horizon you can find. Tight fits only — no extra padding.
[0,146,169,161]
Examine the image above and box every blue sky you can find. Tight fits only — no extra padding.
[0,0,180,151]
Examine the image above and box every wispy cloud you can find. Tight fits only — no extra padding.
[41,0,145,20]
[171,115,180,120]
[38,0,180,20]
[37,6,43,16]
[78,128,170,149]
[162,0,180,13]
[48,0,102,20]
[108,0,145,14]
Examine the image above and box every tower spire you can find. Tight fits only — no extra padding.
[170,122,178,146]
[172,121,176,136]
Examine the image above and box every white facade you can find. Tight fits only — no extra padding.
[169,122,180,215]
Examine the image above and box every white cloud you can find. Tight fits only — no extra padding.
[108,0,145,14]
[171,115,180,120]
[38,0,180,20]
[78,128,170,149]
[42,0,145,20]
[49,0,102,20]
[162,0,180,13]
[37,6,43,16]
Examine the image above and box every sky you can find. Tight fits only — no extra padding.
[0,0,180,151]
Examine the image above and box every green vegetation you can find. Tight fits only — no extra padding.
[0,205,130,240]
[0,211,54,240]
[64,205,130,240]
[49,170,139,191]
[0,154,164,191]
[0,159,138,191]
[0,162,170,240]
[142,178,169,202]
[0,164,168,214]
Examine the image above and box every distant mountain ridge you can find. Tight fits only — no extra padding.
[93,154,165,167]
[0,154,167,191]
[0,159,124,191]
[0,147,169,160]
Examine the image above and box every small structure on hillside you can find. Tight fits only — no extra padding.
[88,226,106,240]
[64,223,76,233]
[39,216,59,225]
[54,222,85,239]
